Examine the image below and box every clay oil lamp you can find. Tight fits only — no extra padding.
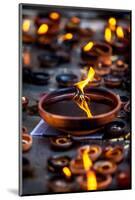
[47,174,76,193]
[22,96,29,110]
[78,145,102,161]
[95,63,111,77]
[104,119,128,139]
[50,136,73,150]
[56,50,70,64]
[48,11,61,24]
[111,60,128,76]
[27,102,39,116]
[79,27,93,38]
[48,155,71,173]
[65,16,81,33]
[38,52,58,68]
[36,18,59,37]
[56,73,78,87]
[81,41,112,67]
[104,74,122,88]
[22,18,36,44]
[39,67,121,136]
[70,157,86,175]
[77,173,112,191]
[58,32,79,48]
[104,146,124,163]
[116,170,131,189]
[93,160,117,175]
[22,133,32,152]
[77,148,112,191]
[31,72,50,85]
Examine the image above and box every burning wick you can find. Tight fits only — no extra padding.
[73,67,95,118]
[82,150,97,190]
[83,41,94,52]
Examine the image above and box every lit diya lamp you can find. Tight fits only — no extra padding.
[48,11,61,23]
[104,146,124,163]
[111,60,128,75]
[22,133,32,152]
[39,67,121,135]
[48,155,71,173]
[95,63,111,77]
[65,16,81,32]
[81,41,112,67]
[22,18,36,43]
[104,21,129,55]
[77,152,112,191]
[78,145,102,161]
[58,32,79,47]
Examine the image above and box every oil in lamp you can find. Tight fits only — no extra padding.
[50,136,73,150]
[104,146,124,163]
[93,160,117,175]
[48,155,71,173]
[22,133,32,152]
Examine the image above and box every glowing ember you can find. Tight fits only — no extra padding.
[37,24,49,35]
[83,41,94,52]
[116,26,124,38]
[82,150,97,190]
[63,167,72,177]
[23,19,31,32]
[105,27,112,42]
[49,12,60,20]
[74,67,95,118]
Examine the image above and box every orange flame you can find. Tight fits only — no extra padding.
[23,51,31,66]
[105,27,112,42]
[49,12,60,20]
[83,41,94,52]
[63,167,71,177]
[75,67,95,94]
[82,150,97,190]
[23,19,31,32]
[71,16,80,24]
[37,24,49,35]
[86,170,97,190]
[116,26,124,38]
[74,67,95,118]
[108,17,116,31]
